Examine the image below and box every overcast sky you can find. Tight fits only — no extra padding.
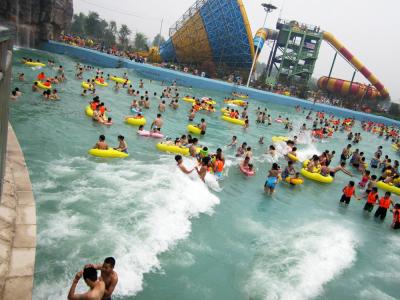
[74,0,399,101]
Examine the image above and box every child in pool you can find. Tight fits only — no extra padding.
[267,145,276,157]
[358,170,371,188]
[228,136,237,147]
[114,135,128,153]
[340,181,357,206]
[264,163,281,195]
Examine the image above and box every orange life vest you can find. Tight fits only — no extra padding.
[343,186,355,198]
[91,102,98,110]
[379,197,391,209]
[100,106,106,114]
[367,192,378,204]
[214,160,224,173]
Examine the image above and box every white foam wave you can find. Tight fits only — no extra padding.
[243,220,358,300]
[34,156,220,298]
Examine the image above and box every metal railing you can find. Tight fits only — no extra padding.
[169,0,208,36]
[0,26,14,199]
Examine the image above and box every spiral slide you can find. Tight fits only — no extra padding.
[320,32,389,99]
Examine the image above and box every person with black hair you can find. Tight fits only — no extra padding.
[68,267,105,300]
[86,257,118,300]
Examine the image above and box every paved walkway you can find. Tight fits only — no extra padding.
[0,124,36,300]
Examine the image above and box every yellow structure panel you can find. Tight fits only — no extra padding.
[172,11,213,64]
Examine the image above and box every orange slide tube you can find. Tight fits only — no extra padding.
[322,32,389,99]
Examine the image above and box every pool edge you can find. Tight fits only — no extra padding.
[0,123,36,300]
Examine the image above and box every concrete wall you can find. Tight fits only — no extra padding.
[41,41,400,126]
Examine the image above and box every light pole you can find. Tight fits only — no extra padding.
[246,3,277,87]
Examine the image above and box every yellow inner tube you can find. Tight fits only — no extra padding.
[95,80,108,87]
[392,144,399,152]
[25,61,46,67]
[285,177,304,185]
[126,117,146,126]
[272,136,289,143]
[88,148,128,158]
[376,181,400,196]
[221,108,230,115]
[300,168,333,183]
[225,99,247,106]
[110,76,131,84]
[156,143,200,156]
[182,97,196,103]
[82,82,94,90]
[221,115,245,126]
[287,153,299,162]
[187,124,202,135]
[85,105,107,119]
[35,81,52,90]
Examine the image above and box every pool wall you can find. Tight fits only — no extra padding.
[41,41,400,126]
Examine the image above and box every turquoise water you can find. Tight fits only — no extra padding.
[9,48,400,300]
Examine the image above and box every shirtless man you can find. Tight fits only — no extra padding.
[86,257,118,300]
[199,119,207,135]
[175,155,194,174]
[67,267,105,300]
[114,135,128,153]
[197,156,210,182]
[93,135,108,150]
[150,114,163,131]
[158,100,166,112]
[189,138,199,157]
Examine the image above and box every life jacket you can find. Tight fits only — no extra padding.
[214,160,224,173]
[343,186,355,197]
[44,81,51,87]
[379,197,391,209]
[393,209,400,223]
[90,102,98,110]
[37,73,45,80]
[367,192,378,204]
[99,106,106,114]
[229,112,235,118]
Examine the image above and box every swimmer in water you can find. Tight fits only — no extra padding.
[67,267,105,300]
[113,135,128,153]
[175,155,194,174]
[196,156,210,182]
[339,181,357,206]
[93,135,108,150]
[227,136,237,147]
[264,163,281,195]
[85,257,118,300]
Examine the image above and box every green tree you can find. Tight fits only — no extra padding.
[152,34,165,47]
[134,32,148,51]
[109,21,117,36]
[70,13,86,35]
[118,24,131,49]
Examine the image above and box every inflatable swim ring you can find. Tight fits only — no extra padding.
[221,115,245,126]
[287,153,299,162]
[125,117,146,126]
[88,148,128,158]
[232,93,249,99]
[95,80,108,87]
[201,97,216,105]
[275,118,283,123]
[81,82,94,90]
[35,81,52,90]
[392,144,399,152]
[25,61,46,67]
[285,177,304,185]
[131,107,142,113]
[182,97,196,103]
[137,130,164,139]
[271,136,289,143]
[240,165,255,176]
[187,124,202,135]
[156,143,200,156]
[221,108,230,115]
[85,105,107,119]
[110,76,131,84]
[300,168,333,183]
[224,99,247,106]
[376,181,400,196]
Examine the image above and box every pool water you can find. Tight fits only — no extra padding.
[9,48,400,300]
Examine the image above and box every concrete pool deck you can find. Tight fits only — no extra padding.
[0,124,36,300]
